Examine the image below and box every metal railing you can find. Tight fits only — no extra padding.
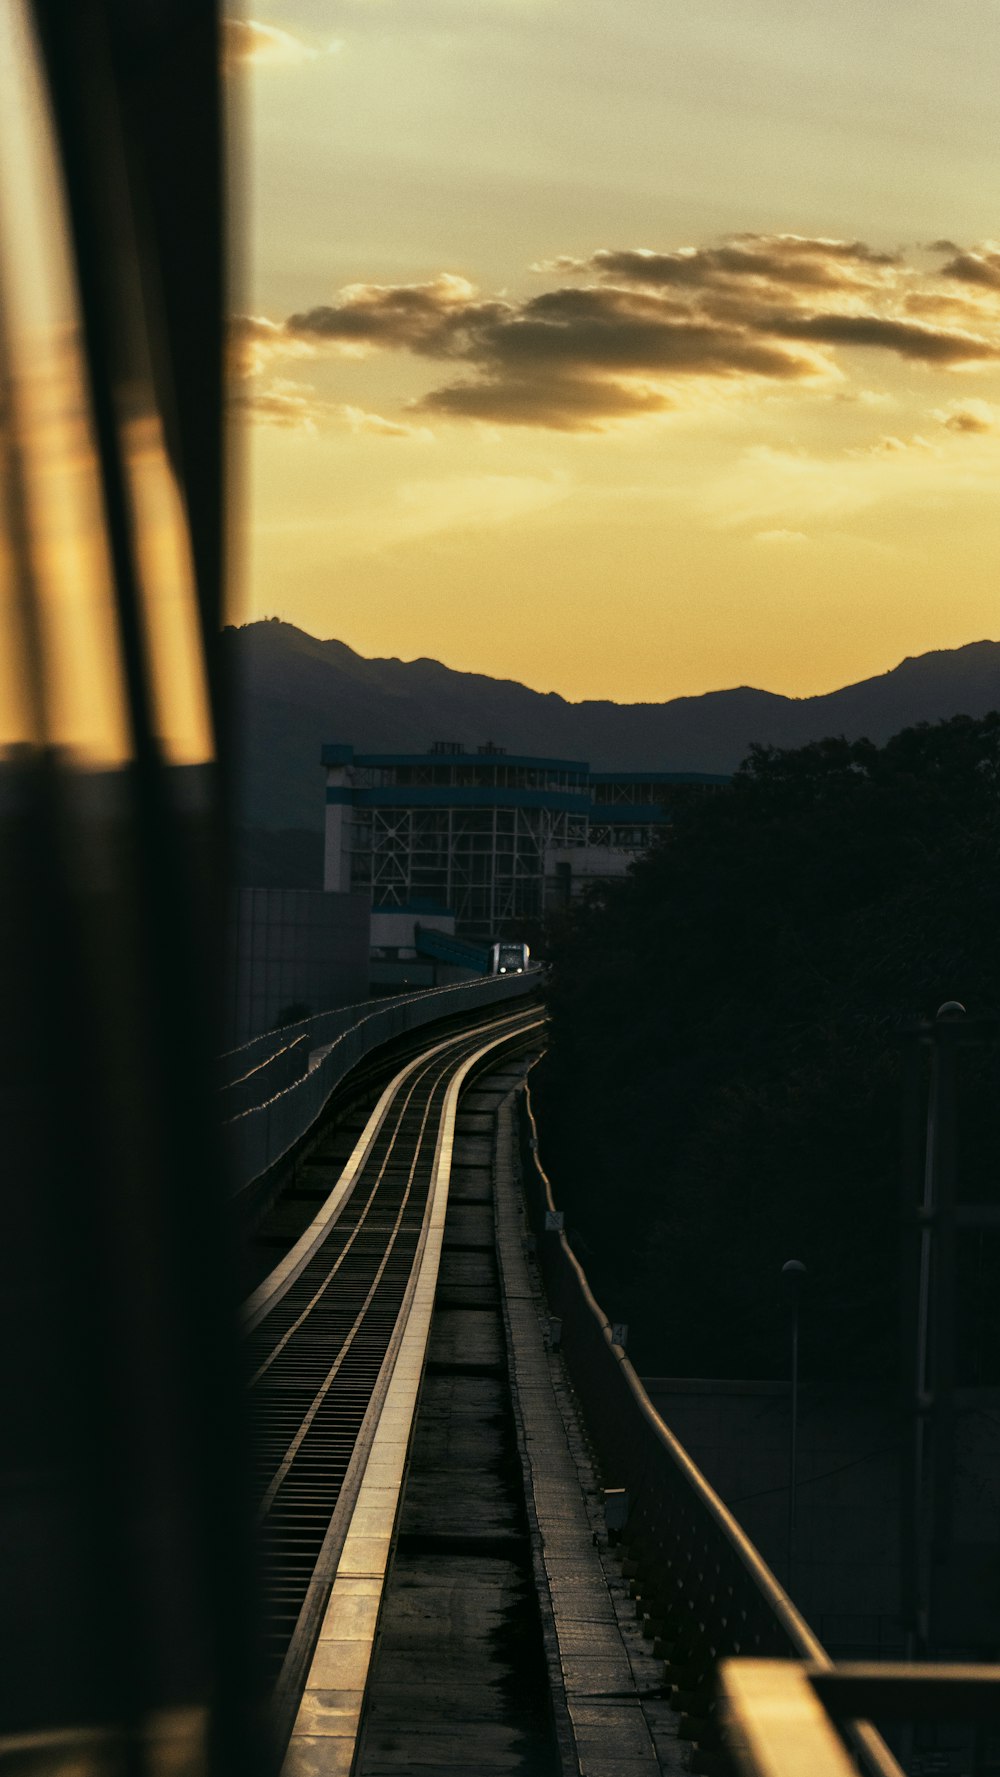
[226,971,540,1204]
[721,1660,1000,1777]
[217,969,541,1089]
[519,1081,904,1777]
[218,1033,311,1122]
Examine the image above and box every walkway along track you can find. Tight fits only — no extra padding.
[241,1003,544,1751]
[350,1053,564,1777]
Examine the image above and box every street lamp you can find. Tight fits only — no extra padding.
[781,1259,807,1594]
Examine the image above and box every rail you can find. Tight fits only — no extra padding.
[518,1079,903,1777]
[238,1006,542,1760]
[226,971,540,1206]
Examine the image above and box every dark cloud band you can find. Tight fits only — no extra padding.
[235,234,1000,431]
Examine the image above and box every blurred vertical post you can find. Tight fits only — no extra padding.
[906,1001,963,1657]
[781,1259,807,1596]
[0,3,267,1771]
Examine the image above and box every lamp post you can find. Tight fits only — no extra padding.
[909,999,965,1657]
[781,1259,807,1595]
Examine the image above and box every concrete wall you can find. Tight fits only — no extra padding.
[225,888,370,1047]
[543,844,632,912]
[370,907,455,956]
[368,958,474,992]
[323,758,352,891]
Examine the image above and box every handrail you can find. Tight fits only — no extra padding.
[722,1661,1000,1777]
[524,1087,827,1665]
[225,971,540,1205]
[520,1077,903,1777]
[218,967,544,1090]
[217,1033,310,1121]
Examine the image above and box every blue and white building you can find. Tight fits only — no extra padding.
[323,741,729,945]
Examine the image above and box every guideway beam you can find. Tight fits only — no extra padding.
[242,1009,544,1771]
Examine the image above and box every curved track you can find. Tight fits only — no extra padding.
[244,1006,541,1701]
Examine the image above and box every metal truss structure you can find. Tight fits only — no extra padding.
[325,747,733,940]
[592,779,665,806]
[588,821,660,849]
[350,804,589,938]
[591,777,727,806]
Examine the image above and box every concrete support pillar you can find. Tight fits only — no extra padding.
[321,746,354,892]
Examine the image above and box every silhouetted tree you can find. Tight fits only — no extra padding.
[535,715,1000,1381]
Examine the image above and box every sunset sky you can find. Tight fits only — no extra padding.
[228,0,1000,703]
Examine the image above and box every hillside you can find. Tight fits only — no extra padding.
[223,621,1000,832]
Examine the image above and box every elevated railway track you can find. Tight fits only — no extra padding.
[242,1003,545,1757]
[242,997,916,1777]
[5,11,992,1769]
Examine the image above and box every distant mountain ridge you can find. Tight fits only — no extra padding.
[224,621,1000,831]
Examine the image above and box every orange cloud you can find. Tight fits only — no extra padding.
[939,244,1000,290]
[934,397,999,434]
[222,19,339,70]
[228,315,315,377]
[572,234,899,294]
[775,312,995,364]
[237,234,1000,432]
[231,377,431,438]
[286,274,507,355]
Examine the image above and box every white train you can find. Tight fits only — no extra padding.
[489,940,530,976]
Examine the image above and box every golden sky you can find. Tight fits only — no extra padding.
[229,1,1000,702]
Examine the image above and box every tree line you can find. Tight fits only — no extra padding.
[534,714,1000,1383]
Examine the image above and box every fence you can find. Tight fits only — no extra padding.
[518,1081,901,1777]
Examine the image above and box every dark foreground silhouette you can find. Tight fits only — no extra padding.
[536,714,1000,1384]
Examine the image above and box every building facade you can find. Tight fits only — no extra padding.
[323,742,729,942]
[224,887,370,1047]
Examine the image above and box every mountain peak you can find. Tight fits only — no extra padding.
[223,623,1000,831]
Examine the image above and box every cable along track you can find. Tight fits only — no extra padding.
[244,1007,540,1700]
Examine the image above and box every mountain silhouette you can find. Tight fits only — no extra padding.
[225,620,1000,832]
